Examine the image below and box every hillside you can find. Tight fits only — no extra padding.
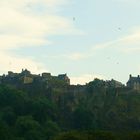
[0,70,140,140]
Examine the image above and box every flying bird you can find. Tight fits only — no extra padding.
[118,27,122,30]
[73,17,76,21]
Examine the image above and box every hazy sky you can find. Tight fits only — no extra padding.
[0,0,140,84]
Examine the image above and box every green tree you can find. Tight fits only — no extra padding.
[15,116,44,139]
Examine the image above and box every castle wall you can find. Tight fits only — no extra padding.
[133,82,140,91]
[127,75,140,91]
[23,76,33,84]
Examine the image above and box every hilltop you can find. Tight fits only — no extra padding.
[0,69,140,92]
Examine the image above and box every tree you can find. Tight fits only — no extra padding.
[15,116,44,139]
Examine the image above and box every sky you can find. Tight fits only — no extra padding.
[0,0,140,85]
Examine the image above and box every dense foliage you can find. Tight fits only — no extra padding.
[0,78,140,140]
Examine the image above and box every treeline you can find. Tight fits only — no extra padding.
[0,78,140,140]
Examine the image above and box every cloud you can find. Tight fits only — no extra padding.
[45,26,140,63]
[0,0,80,50]
[92,27,140,54]
[0,0,69,10]
[112,0,140,3]
[0,52,48,75]
[66,53,88,60]
[43,52,90,61]
[0,0,83,73]
[70,74,105,85]
[122,47,140,53]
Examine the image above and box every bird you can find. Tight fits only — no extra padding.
[118,27,122,30]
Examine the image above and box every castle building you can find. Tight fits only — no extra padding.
[23,76,33,84]
[106,79,124,88]
[127,74,140,91]
[21,69,31,77]
[20,69,33,84]
[42,73,51,79]
[8,71,18,78]
[58,74,70,85]
[0,69,70,85]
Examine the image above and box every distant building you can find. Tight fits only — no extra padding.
[42,73,51,79]
[106,79,124,88]
[8,71,18,78]
[0,69,70,85]
[19,69,33,84]
[127,74,140,91]
[23,76,33,84]
[21,69,31,77]
[58,74,70,85]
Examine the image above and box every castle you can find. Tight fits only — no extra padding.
[127,74,140,91]
[1,69,140,92]
[0,69,70,85]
